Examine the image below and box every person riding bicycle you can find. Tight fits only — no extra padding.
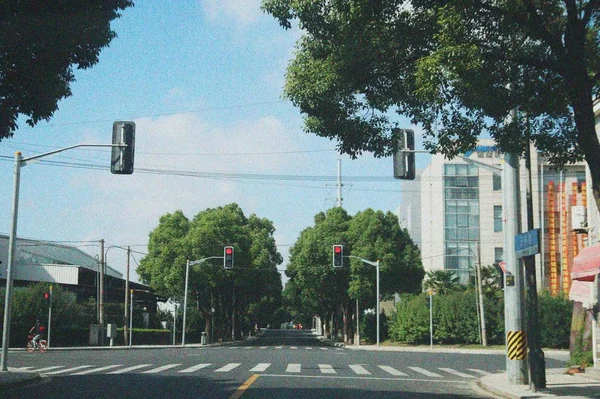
[29,319,44,348]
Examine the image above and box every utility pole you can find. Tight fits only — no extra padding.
[99,239,105,331]
[476,242,487,346]
[503,143,529,384]
[524,141,546,390]
[124,246,130,345]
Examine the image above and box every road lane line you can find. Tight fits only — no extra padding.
[439,368,475,378]
[318,364,336,374]
[72,365,123,375]
[408,367,442,378]
[229,374,260,399]
[275,346,283,349]
[467,368,492,376]
[290,346,297,349]
[349,365,370,375]
[378,365,408,376]
[108,364,152,374]
[44,365,94,375]
[286,363,301,373]
[142,364,182,373]
[305,347,313,350]
[244,347,252,349]
[260,346,268,349]
[249,363,271,372]
[215,363,241,372]
[320,348,328,351]
[179,364,211,373]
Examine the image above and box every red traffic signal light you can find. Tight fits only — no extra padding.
[333,245,343,268]
[43,292,50,300]
[224,246,234,269]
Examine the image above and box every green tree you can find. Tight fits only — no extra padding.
[423,270,462,295]
[286,207,423,342]
[0,1,134,138]
[262,0,600,210]
[137,204,282,342]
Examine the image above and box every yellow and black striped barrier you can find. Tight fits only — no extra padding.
[507,331,527,360]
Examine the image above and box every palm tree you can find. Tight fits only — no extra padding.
[423,270,461,295]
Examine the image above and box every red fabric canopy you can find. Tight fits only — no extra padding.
[571,244,600,282]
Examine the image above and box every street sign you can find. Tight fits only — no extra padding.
[515,228,540,258]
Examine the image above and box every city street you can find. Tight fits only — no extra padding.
[2,329,567,398]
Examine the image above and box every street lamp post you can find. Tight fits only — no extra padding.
[348,256,380,348]
[182,256,222,346]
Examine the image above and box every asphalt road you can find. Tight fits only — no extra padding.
[3,329,567,398]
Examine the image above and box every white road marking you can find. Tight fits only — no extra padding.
[179,364,211,373]
[30,366,63,372]
[290,346,298,349]
[408,367,442,378]
[72,365,123,375]
[286,363,301,373]
[439,368,476,378]
[467,368,492,376]
[142,364,182,373]
[108,364,153,374]
[275,346,283,349]
[378,365,408,376]
[249,363,271,372]
[319,364,336,374]
[44,365,94,375]
[215,363,241,372]
[349,365,370,375]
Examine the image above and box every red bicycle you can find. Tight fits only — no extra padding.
[26,334,47,353]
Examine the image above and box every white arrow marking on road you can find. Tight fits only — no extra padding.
[249,363,271,372]
[286,364,301,373]
[215,363,241,372]
[44,365,94,375]
[108,364,153,374]
[179,364,211,373]
[72,365,123,375]
[408,367,442,378]
[349,365,370,375]
[378,365,408,376]
[142,364,182,373]
[439,368,476,378]
[319,364,336,374]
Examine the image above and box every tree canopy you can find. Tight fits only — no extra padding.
[262,0,600,209]
[284,207,424,340]
[137,204,283,340]
[0,1,134,139]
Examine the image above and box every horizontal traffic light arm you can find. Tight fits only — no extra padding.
[347,255,379,267]
[189,256,223,266]
[20,144,123,167]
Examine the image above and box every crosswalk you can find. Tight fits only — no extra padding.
[15,362,494,380]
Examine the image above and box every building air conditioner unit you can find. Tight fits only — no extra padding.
[572,206,587,231]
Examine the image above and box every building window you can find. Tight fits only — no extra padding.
[493,172,501,190]
[494,206,503,232]
[494,247,504,263]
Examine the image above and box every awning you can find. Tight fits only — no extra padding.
[571,244,600,282]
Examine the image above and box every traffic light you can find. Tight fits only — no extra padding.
[111,121,136,174]
[224,246,234,269]
[393,129,415,180]
[333,245,343,268]
[43,292,50,302]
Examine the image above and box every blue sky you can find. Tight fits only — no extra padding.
[0,1,428,283]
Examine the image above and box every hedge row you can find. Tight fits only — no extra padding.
[388,290,572,348]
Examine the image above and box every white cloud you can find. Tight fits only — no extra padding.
[201,0,263,25]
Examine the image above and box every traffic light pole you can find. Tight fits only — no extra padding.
[182,256,223,346]
[1,144,122,371]
[348,256,380,348]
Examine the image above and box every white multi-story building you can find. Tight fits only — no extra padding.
[403,139,587,292]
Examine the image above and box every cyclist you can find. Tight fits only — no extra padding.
[29,319,44,349]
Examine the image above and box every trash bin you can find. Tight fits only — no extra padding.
[201,332,207,345]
